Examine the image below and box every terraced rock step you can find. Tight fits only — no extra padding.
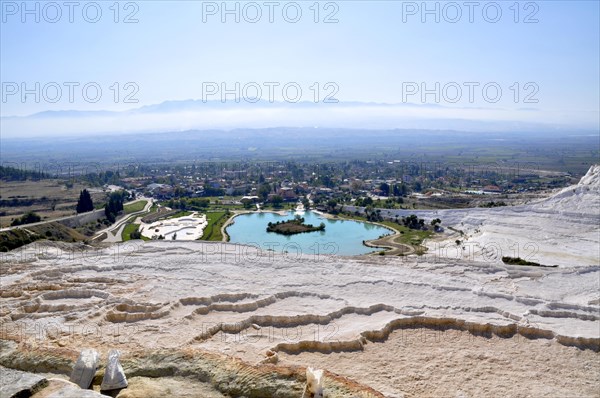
[0,342,383,398]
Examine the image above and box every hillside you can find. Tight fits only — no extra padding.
[0,222,88,252]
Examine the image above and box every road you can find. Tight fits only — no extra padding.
[92,199,153,243]
[0,209,106,233]
[0,198,153,242]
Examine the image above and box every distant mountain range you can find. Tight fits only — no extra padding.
[1,99,596,138]
[7,99,446,118]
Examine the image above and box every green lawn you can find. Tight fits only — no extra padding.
[392,225,432,247]
[122,223,140,241]
[166,211,192,219]
[200,211,229,241]
[124,200,148,214]
[161,197,247,212]
[122,222,150,241]
[208,203,245,211]
[337,213,433,252]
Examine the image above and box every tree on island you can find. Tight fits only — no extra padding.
[266,217,326,235]
[76,189,94,213]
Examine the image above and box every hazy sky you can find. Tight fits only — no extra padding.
[1,0,599,131]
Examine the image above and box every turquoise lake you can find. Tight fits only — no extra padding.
[226,210,392,256]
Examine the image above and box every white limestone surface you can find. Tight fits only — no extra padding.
[1,239,598,359]
[378,165,600,267]
[140,212,207,240]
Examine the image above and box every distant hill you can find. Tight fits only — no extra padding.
[3,99,593,138]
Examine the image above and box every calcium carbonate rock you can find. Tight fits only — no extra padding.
[45,385,109,398]
[69,349,99,389]
[305,367,324,398]
[0,366,48,398]
[100,350,128,391]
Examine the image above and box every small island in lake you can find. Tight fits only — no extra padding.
[266,216,326,235]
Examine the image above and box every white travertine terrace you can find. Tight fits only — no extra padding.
[2,240,598,348]
[140,212,208,240]
[380,164,600,267]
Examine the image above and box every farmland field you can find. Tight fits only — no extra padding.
[0,180,107,228]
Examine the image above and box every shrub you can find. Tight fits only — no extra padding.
[10,212,41,226]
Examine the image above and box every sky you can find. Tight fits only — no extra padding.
[1,0,599,135]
